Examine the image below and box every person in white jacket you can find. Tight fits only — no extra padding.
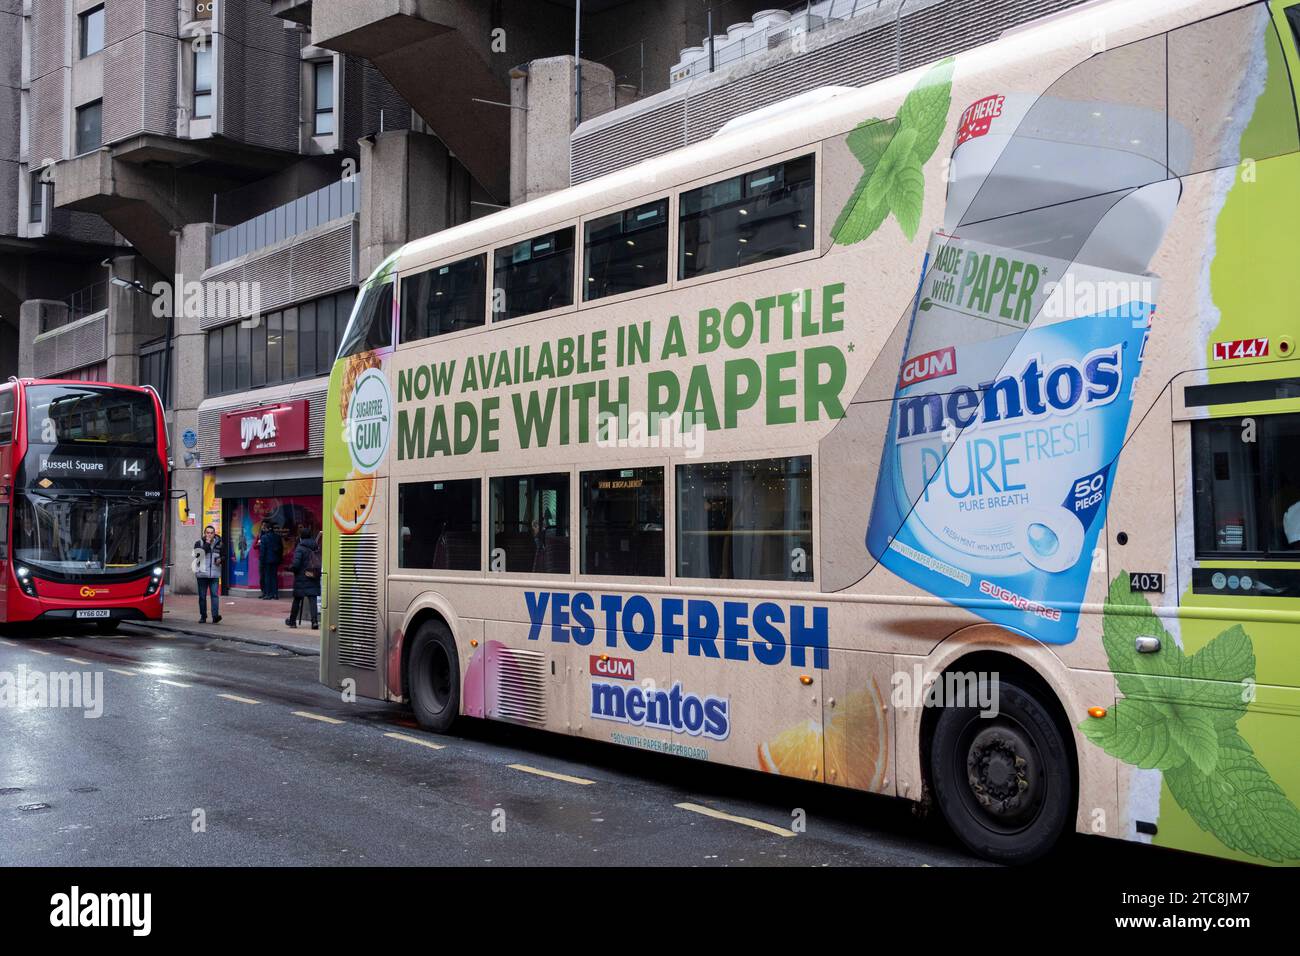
[192,526,223,624]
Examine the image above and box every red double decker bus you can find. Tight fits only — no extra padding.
[0,379,169,631]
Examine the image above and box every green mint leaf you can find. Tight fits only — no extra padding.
[862,125,917,213]
[832,119,899,245]
[832,195,891,247]
[889,160,926,241]
[1102,573,1185,698]
[1165,731,1300,862]
[846,116,895,168]
[1078,697,1187,770]
[1180,624,1255,727]
[1165,704,1219,775]
[897,57,955,165]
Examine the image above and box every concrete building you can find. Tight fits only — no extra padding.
[3,0,1091,598]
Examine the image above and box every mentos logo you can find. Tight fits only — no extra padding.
[899,346,956,388]
[896,347,1123,441]
[957,94,1005,146]
[590,680,729,740]
[591,655,634,680]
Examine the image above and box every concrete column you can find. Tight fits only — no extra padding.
[17,300,67,377]
[104,255,167,386]
[510,56,615,207]
[359,129,463,276]
[166,224,215,596]
[0,318,18,380]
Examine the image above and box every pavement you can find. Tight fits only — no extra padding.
[137,589,321,655]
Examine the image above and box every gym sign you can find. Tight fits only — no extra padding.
[219,400,310,458]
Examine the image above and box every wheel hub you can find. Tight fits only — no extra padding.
[966,725,1037,819]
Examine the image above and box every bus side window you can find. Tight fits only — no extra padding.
[679,155,815,280]
[338,280,394,359]
[0,389,12,444]
[1192,412,1300,557]
[1167,4,1300,177]
[492,228,576,322]
[676,455,813,582]
[0,503,6,554]
[400,253,487,343]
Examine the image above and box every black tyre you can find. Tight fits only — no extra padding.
[407,619,460,733]
[929,677,1074,864]
[95,620,120,634]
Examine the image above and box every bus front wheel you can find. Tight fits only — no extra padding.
[928,677,1074,865]
[407,619,460,734]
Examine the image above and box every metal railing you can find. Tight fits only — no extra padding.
[210,175,361,268]
[51,280,108,329]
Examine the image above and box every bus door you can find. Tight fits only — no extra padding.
[326,473,387,701]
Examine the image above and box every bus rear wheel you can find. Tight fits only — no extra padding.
[928,677,1074,865]
[407,619,459,734]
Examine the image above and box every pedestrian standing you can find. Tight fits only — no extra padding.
[192,525,223,624]
[286,525,321,629]
[258,521,284,600]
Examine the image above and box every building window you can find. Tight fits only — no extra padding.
[75,100,103,154]
[206,288,356,396]
[138,339,169,407]
[398,479,482,570]
[313,60,335,135]
[679,154,815,280]
[193,46,214,119]
[79,5,105,59]
[490,473,570,574]
[676,456,813,581]
[580,467,664,576]
[492,227,574,322]
[584,199,668,301]
[400,254,486,343]
[28,171,44,224]
[1193,413,1300,557]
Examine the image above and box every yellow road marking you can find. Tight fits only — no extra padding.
[64,657,91,665]
[508,763,595,786]
[157,679,192,688]
[292,711,343,725]
[384,732,445,751]
[108,669,136,677]
[675,802,794,838]
[218,693,261,705]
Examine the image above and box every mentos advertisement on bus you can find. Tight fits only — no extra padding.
[866,235,1155,644]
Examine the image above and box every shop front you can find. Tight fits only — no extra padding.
[209,399,323,595]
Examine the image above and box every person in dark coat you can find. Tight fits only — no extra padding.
[257,521,283,600]
[286,525,321,629]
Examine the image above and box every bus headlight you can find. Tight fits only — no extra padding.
[14,565,38,598]
[144,566,164,597]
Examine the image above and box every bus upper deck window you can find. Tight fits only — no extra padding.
[400,254,487,343]
[679,154,814,281]
[584,199,668,301]
[493,227,575,322]
[338,279,393,359]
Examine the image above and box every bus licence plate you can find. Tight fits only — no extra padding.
[75,609,111,619]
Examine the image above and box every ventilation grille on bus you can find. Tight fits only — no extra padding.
[488,645,548,724]
[335,534,380,671]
